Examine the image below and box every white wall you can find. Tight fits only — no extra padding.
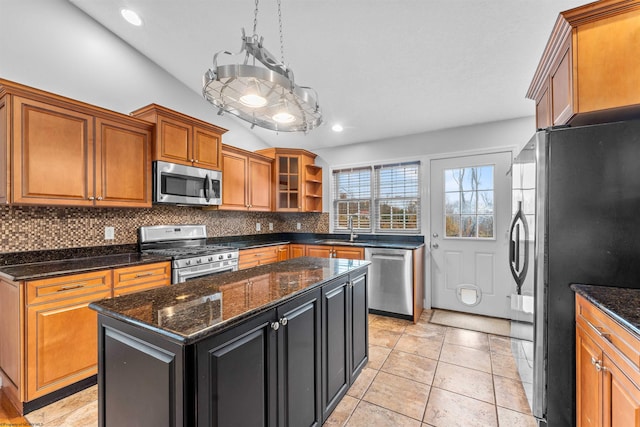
[0,0,269,151]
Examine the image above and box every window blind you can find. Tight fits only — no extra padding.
[332,167,372,232]
[374,161,420,232]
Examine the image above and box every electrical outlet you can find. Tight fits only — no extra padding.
[296,222,301,230]
[104,226,115,240]
[269,223,273,231]
[256,223,261,232]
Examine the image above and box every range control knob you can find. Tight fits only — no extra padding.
[227,253,233,259]
[208,257,213,262]
[218,255,224,260]
[186,260,191,266]
[196,258,202,264]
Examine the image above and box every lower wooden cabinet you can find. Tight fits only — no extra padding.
[26,271,112,400]
[305,244,364,260]
[112,262,170,297]
[575,294,640,427]
[239,246,280,270]
[289,244,305,259]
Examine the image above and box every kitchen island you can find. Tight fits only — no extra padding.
[89,256,369,427]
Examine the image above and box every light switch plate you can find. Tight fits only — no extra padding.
[269,223,273,231]
[104,226,115,240]
[296,223,301,230]
[256,223,261,232]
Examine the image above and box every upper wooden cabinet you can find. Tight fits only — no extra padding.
[0,79,153,207]
[527,1,640,128]
[256,147,323,212]
[131,104,227,170]
[220,144,272,211]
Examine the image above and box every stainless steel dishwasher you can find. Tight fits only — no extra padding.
[365,247,413,317]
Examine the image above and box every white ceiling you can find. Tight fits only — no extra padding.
[68,0,587,150]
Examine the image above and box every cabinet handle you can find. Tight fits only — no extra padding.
[135,272,154,278]
[279,317,288,326]
[88,196,95,201]
[270,321,280,331]
[585,319,611,342]
[97,196,103,201]
[595,361,606,372]
[58,283,86,292]
[194,159,199,163]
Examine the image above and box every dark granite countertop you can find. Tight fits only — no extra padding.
[90,257,370,345]
[0,253,171,281]
[571,284,640,338]
[210,233,425,250]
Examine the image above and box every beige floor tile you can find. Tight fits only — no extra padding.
[372,316,412,333]
[432,362,495,404]
[488,335,513,357]
[491,352,521,380]
[362,371,430,420]
[368,327,402,348]
[381,350,438,385]
[346,400,422,427]
[494,375,532,414]
[404,322,447,340]
[45,400,98,427]
[347,367,378,399]
[444,328,490,352]
[496,406,537,427]
[26,385,97,425]
[367,345,392,370]
[395,334,443,360]
[439,343,492,373]
[324,394,359,427]
[423,387,498,427]
[368,314,386,326]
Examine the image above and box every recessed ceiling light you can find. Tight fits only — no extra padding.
[121,9,143,26]
[332,124,344,132]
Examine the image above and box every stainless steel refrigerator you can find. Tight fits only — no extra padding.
[509,120,640,427]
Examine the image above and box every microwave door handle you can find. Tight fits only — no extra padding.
[203,174,210,202]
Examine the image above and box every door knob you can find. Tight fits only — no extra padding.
[432,243,439,249]
[433,233,439,238]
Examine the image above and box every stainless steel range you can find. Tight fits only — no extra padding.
[139,225,238,284]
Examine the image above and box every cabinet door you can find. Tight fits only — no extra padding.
[576,324,603,427]
[321,278,349,420]
[95,118,152,207]
[249,156,272,211]
[350,272,368,378]
[196,309,277,427]
[551,43,573,125]
[305,245,332,258]
[221,149,249,210]
[26,289,111,399]
[193,126,221,169]
[289,244,305,259]
[12,96,94,206]
[277,289,322,427]
[275,154,301,211]
[277,245,289,262]
[155,115,192,166]
[334,247,365,260]
[603,354,640,427]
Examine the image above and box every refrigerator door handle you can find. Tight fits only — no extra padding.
[509,201,529,294]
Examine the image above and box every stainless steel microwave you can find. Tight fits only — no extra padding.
[153,160,222,206]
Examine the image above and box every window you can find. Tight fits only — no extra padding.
[444,165,494,238]
[332,161,421,234]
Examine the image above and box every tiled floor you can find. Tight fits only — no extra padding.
[16,310,536,427]
[324,310,537,426]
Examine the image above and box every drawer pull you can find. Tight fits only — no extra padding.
[585,318,611,342]
[134,272,154,278]
[58,284,86,292]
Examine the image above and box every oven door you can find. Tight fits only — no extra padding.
[154,160,221,206]
[174,263,237,284]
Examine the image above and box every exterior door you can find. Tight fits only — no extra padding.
[430,151,512,318]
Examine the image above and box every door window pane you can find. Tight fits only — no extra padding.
[444,165,494,238]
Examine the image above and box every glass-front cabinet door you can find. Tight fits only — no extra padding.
[277,154,301,211]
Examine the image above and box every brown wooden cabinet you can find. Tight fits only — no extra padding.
[112,262,171,297]
[26,271,112,400]
[575,294,640,427]
[131,104,227,170]
[0,79,153,207]
[289,244,305,259]
[220,144,272,211]
[256,148,323,212]
[528,1,640,128]
[305,245,364,260]
[238,246,280,270]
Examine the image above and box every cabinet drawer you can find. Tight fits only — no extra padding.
[113,262,171,290]
[576,294,640,370]
[27,270,112,305]
[238,247,279,270]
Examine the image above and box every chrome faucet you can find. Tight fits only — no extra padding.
[348,215,358,242]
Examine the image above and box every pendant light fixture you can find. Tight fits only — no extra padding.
[203,0,322,132]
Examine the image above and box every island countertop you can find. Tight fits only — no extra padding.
[89,256,369,344]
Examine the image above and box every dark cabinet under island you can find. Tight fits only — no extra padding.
[89,257,369,427]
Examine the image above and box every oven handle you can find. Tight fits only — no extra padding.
[177,265,236,282]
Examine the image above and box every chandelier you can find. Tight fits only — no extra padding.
[203,0,322,132]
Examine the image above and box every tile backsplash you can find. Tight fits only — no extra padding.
[0,205,329,253]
